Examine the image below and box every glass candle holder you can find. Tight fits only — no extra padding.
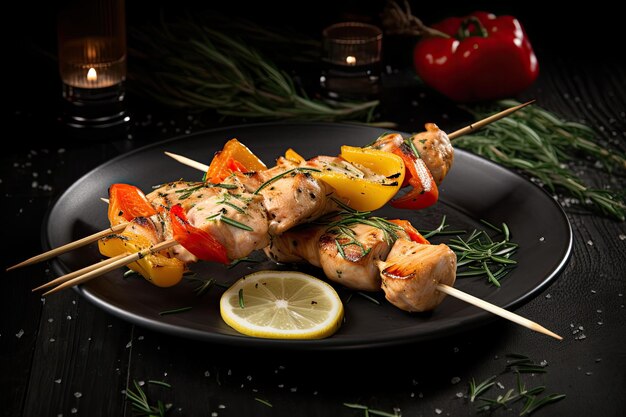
[57,0,129,128]
[320,22,383,100]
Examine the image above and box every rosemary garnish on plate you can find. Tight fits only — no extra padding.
[421,217,518,286]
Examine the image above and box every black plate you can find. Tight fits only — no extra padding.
[44,122,572,350]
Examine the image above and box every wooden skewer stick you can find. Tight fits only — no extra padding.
[447,100,535,140]
[164,151,209,172]
[32,254,128,292]
[437,284,562,340]
[7,223,128,271]
[42,239,179,296]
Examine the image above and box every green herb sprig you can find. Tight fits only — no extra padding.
[130,14,379,122]
[126,380,172,417]
[343,403,401,417]
[420,217,518,286]
[469,354,566,415]
[458,99,626,220]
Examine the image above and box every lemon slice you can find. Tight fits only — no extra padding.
[220,270,344,339]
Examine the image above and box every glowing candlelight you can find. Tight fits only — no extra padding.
[87,67,98,82]
[345,56,357,66]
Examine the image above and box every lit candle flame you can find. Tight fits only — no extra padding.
[346,56,357,66]
[87,67,98,82]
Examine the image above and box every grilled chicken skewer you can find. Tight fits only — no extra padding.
[266,212,456,312]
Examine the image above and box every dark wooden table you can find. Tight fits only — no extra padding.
[2,4,625,417]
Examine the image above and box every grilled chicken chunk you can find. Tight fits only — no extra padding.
[243,161,342,235]
[410,123,453,185]
[378,238,457,312]
[318,223,405,291]
[266,220,409,292]
[145,181,270,262]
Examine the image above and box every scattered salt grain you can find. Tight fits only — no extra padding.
[74,392,82,398]
[67,315,72,320]
[138,381,145,386]
[204,371,210,377]
[435,408,442,414]
[545,294,552,299]
[125,341,132,348]
[539,236,545,242]
[55,379,62,384]
[586,372,593,376]
[48,318,54,323]
[70,408,77,414]
[211,412,218,417]
[218,404,226,409]
[58,148,66,154]
[451,377,461,384]
[50,338,55,343]
[540,360,548,366]
[598,321,603,325]
[278,384,284,388]
[456,392,464,398]
[138,336,144,341]
[619,234,626,241]
[587,240,593,246]
[16,329,24,338]
[290,387,297,392]
[497,382,505,389]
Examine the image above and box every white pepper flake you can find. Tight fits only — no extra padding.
[15,329,24,338]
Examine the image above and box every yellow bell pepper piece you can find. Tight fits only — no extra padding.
[315,146,405,211]
[98,232,185,288]
[284,148,305,164]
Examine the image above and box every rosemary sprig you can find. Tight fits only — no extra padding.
[158,306,193,316]
[343,403,401,417]
[458,99,626,220]
[126,380,172,417]
[130,13,379,122]
[420,217,518,285]
[468,353,565,415]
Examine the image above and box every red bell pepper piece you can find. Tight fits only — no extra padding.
[390,143,439,210]
[108,183,157,226]
[388,219,430,245]
[413,11,539,102]
[169,204,229,264]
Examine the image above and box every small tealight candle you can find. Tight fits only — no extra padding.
[57,0,129,129]
[320,22,383,100]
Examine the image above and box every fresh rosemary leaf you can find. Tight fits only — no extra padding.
[148,380,171,389]
[357,291,381,305]
[159,306,193,316]
[469,375,497,402]
[238,288,245,309]
[459,99,626,220]
[126,379,172,417]
[254,397,273,407]
[520,393,566,415]
[254,167,320,194]
[220,216,253,231]
[343,403,400,417]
